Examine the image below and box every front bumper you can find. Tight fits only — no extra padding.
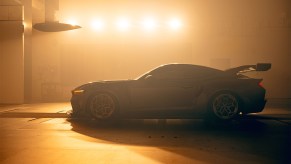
[70,94,89,117]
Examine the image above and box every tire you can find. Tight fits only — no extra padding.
[208,92,239,121]
[88,93,118,120]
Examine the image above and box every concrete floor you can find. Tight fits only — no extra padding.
[0,103,290,164]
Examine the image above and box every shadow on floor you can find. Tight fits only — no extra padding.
[67,118,290,163]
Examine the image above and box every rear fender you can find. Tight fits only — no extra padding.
[204,88,244,112]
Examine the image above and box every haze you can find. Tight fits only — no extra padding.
[0,0,290,103]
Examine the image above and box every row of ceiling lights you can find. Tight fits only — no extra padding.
[65,17,183,31]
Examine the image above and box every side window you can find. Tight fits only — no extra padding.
[148,66,219,81]
[187,69,216,79]
[154,70,186,80]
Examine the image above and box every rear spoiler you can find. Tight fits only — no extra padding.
[225,63,271,75]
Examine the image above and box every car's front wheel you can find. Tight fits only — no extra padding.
[208,92,240,121]
[88,93,117,120]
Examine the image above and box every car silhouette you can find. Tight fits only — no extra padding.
[70,63,271,121]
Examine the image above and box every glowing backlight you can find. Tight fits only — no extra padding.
[66,19,78,26]
[91,19,104,31]
[141,18,157,31]
[116,18,131,31]
[168,18,182,30]
[63,16,184,32]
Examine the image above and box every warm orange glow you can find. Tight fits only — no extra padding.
[23,22,27,29]
[66,19,78,26]
[91,19,104,31]
[116,17,131,31]
[5,0,285,104]
[141,17,157,31]
[168,18,182,30]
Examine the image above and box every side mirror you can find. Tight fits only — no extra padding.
[145,74,154,80]
[144,74,160,82]
[256,63,271,71]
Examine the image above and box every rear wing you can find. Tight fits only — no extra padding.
[225,63,271,75]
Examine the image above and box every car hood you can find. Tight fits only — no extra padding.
[75,79,134,90]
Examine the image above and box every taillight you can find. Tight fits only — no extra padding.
[258,81,264,88]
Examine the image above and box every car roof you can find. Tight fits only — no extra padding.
[136,63,223,80]
[155,63,222,73]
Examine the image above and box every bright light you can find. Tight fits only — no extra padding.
[66,19,78,26]
[168,18,182,30]
[116,18,131,31]
[91,19,104,31]
[141,18,157,31]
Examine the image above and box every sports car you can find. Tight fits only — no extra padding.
[70,63,271,121]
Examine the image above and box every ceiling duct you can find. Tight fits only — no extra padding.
[33,0,81,32]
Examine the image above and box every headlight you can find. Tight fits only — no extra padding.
[72,89,85,95]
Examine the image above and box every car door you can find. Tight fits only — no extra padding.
[129,70,202,116]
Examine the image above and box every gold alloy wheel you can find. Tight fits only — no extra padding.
[212,93,239,120]
[89,93,115,119]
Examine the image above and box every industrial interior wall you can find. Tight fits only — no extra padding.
[0,23,24,104]
[290,27,291,102]
[30,0,291,102]
[0,4,24,104]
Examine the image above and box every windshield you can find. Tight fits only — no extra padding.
[135,67,157,80]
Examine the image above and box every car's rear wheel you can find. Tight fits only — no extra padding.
[88,93,117,120]
[208,92,239,121]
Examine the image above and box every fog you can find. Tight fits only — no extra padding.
[0,0,290,103]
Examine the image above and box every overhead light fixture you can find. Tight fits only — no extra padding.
[33,22,81,32]
[33,0,81,32]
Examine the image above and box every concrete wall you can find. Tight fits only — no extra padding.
[0,1,24,104]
